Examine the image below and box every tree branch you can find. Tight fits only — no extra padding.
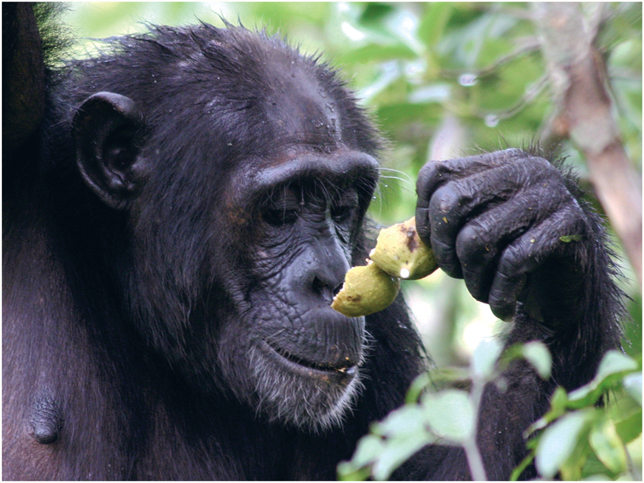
[532,2,642,285]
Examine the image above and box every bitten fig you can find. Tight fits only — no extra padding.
[331,262,401,317]
[369,217,438,279]
[331,217,439,317]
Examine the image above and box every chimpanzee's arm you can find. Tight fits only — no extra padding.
[414,148,624,479]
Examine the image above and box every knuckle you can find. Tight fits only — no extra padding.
[416,162,441,195]
[475,148,527,170]
[429,185,461,218]
[526,156,564,184]
[415,207,431,239]
[494,148,527,166]
[554,204,587,233]
[504,147,527,159]
[463,275,489,303]
[455,223,485,258]
[527,155,553,172]
[430,237,462,278]
[498,244,523,276]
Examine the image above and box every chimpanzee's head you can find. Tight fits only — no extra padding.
[67,24,382,430]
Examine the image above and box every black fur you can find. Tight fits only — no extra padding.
[3,7,623,480]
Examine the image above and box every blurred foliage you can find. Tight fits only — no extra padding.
[63,3,642,478]
[338,343,642,481]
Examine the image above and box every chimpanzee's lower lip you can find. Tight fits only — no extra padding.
[262,340,357,377]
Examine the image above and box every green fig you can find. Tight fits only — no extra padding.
[331,262,401,317]
[370,217,438,279]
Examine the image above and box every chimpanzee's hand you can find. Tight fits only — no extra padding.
[415,148,593,325]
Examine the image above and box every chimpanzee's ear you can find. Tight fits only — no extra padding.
[73,92,147,210]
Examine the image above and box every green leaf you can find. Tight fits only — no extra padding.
[594,351,639,381]
[521,341,552,379]
[582,474,613,481]
[422,389,475,443]
[535,410,594,478]
[407,84,452,104]
[372,430,433,480]
[405,372,432,404]
[525,387,569,437]
[559,234,583,243]
[471,338,503,380]
[581,444,617,480]
[568,351,639,408]
[615,409,642,444]
[560,453,585,481]
[510,452,536,481]
[344,434,385,469]
[623,372,642,406]
[372,404,426,438]
[500,342,551,380]
[355,61,402,104]
[381,9,424,56]
[589,415,628,474]
[352,404,438,480]
[340,43,417,64]
[337,463,370,482]
[418,3,454,48]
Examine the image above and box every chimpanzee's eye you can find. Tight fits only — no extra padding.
[331,190,359,224]
[262,189,300,226]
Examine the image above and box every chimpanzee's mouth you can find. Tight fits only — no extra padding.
[264,340,357,376]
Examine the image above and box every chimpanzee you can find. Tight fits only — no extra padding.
[3,4,624,480]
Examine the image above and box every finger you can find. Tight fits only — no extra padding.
[454,187,547,302]
[454,180,573,302]
[427,158,555,279]
[415,149,528,242]
[488,206,588,321]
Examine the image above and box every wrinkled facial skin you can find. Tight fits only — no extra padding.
[81,27,387,431]
[214,152,379,430]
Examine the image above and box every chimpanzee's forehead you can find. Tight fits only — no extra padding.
[208,32,341,142]
[259,58,342,149]
[178,32,346,158]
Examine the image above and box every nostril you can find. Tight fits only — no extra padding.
[311,276,343,303]
[311,277,325,297]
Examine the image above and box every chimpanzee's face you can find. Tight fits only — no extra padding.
[72,27,381,430]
